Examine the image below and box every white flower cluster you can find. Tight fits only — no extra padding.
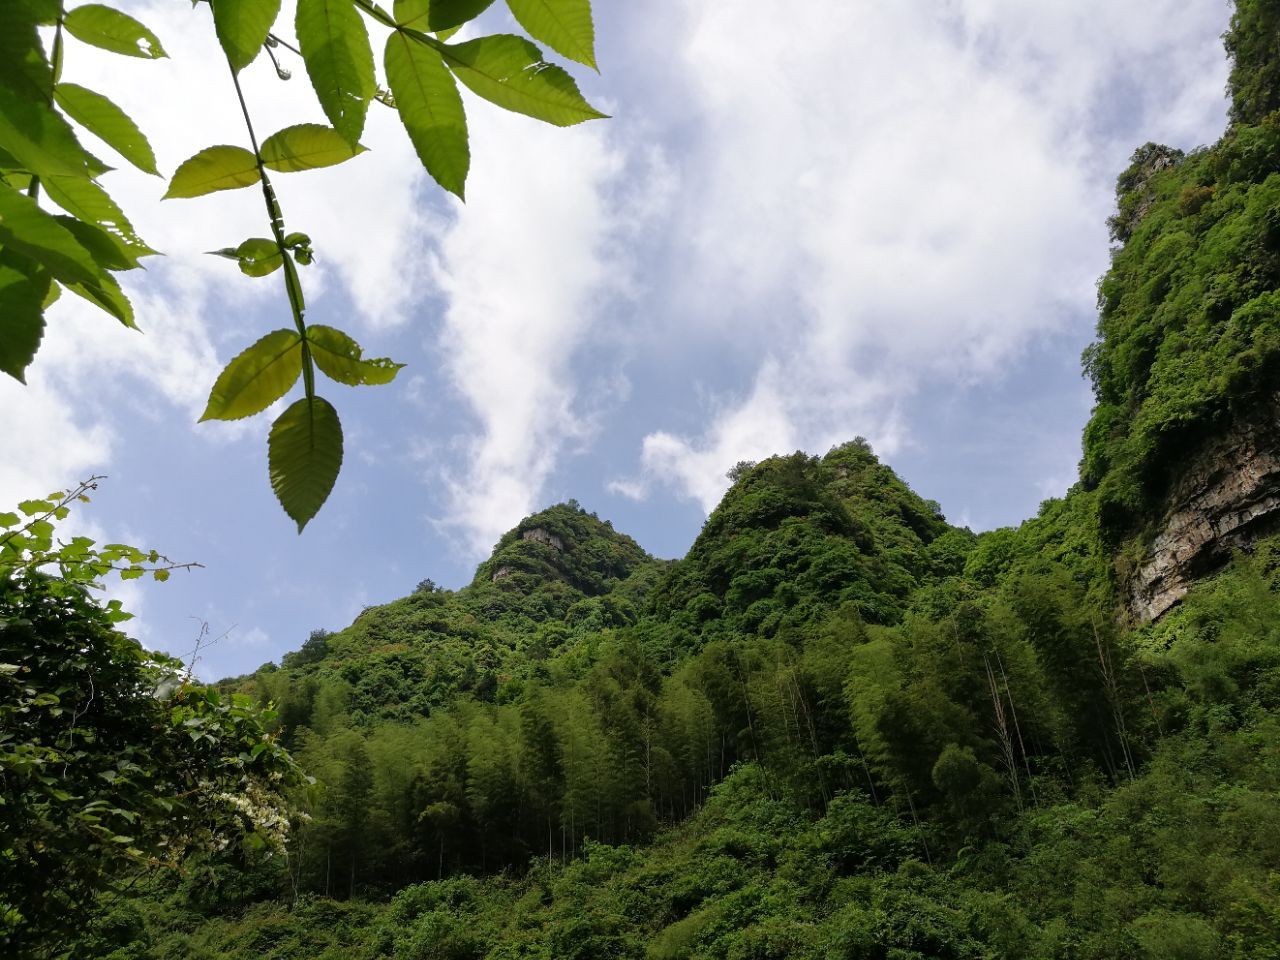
[216,780,292,853]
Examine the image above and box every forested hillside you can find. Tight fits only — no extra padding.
[29,1,1280,958]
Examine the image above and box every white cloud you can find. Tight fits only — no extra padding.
[1,0,436,509]
[430,107,666,554]
[623,0,1231,507]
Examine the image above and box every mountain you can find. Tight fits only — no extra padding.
[83,4,1280,958]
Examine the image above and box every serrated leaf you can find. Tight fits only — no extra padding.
[430,33,606,126]
[0,85,100,182]
[54,83,158,175]
[260,123,367,173]
[119,567,143,580]
[308,324,405,386]
[41,174,154,263]
[0,263,47,383]
[201,329,303,421]
[165,145,259,199]
[63,4,166,59]
[62,268,134,328]
[18,499,53,516]
[394,0,495,31]
[385,31,468,197]
[56,216,140,271]
[296,0,375,145]
[152,568,170,582]
[0,184,100,287]
[211,0,281,73]
[505,0,595,69]
[269,395,343,532]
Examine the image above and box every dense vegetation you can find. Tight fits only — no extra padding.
[71,448,1280,960]
[1081,0,1280,545]
[14,2,1280,959]
[0,486,300,958]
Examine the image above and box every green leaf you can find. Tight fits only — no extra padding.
[269,395,343,532]
[164,146,260,199]
[62,268,135,328]
[211,0,281,73]
[57,216,141,271]
[385,31,468,197]
[295,0,375,145]
[0,4,55,103]
[0,86,100,182]
[210,237,284,277]
[308,324,405,386]
[41,174,154,264]
[200,329,303,422]
[62,4,166,59]
[260,123,367,173]
[505,0,595,69]
[0,184,101,287]
[16,0,61,24]
[54,83,158,176]
[430,33,606,126]
[18,499,53,517]
[394,0,495,31]
[0,263,47,383]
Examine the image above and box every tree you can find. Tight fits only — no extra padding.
[0,482,301,957]
[0,0,604,529]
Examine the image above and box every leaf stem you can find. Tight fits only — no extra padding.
[351,0,398,29]
[226,62,315,401]
[29,14,67,202]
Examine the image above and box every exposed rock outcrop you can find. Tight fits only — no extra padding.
[1126,397,1280,622]
[521,528,564,550]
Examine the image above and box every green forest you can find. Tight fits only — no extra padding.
[8,2,1280,959]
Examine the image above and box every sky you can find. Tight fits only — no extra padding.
[1,0,1234,679]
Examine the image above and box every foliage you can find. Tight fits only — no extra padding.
[1080,66,1280,546]
[24,3,1280,958]
[0,483,301,958]
[0,0,604,529]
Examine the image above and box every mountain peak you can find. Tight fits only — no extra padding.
[471,501,652,598]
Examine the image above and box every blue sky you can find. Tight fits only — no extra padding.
[1,0,1234,678]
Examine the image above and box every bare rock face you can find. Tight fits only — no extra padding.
[1127,397,1280,622]
[521,528,564,551]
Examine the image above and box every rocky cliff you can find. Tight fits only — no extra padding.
[1126,396,1280,621]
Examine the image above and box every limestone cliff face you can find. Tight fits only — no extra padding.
[1126,397,1280,621]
